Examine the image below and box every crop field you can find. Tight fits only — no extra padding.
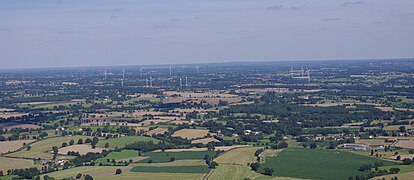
[215,147,260,165]
[172,129,210,139]
[0,122,41,130]
[192,137,220,144]
[0,140,35,154]
[394,140,414,149]
[137,151,216,163]
[260,148,394,180]
[0,157,41,172]
[97,135,160,149]
[130,165,209,173]
[145,127,168,135]
[58,144,106,155]
[7,136,93,159]
[0,112,30,119]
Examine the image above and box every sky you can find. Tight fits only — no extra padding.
[0,0,413,69]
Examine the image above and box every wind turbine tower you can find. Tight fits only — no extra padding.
[307,68,311,82]
[179,78,182,87]
[145,78,148,87]
[104,69,107,80]
[122,68,125,79]
[149,76,153,87]
[185,77,188,86]
[196,65,199,74]
[140,67,143,76]
[301,67,304,77]
[169,67,172,76]
[290,67,294,77]
[121,78,124,87]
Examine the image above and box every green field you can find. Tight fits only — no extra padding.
[96,150,140,164]
[130,165,210,173]
[137,151,217,163]
[97,136,160,149]
[260,148,395,180]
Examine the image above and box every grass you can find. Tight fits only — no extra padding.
[97,136,160,149]
[130,165,210,173]
[96,150,140,164]
[215,147,260,165]
[260,148,395,180]
[101,172,206,180]
[7,136,93,159]
[137,151,217,163]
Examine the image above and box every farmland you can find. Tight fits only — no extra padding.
[259,148,394,179]
[137,151,217,163]
[0,140,34,154]
[7,136,94,159]
[2,60,414,179]
[97,136,160,149]
[172,129,210,139]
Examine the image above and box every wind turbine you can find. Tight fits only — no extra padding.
[179,78,182,87]
[140,67,143,76]
[104,69,108,80]
[169,67,172,76]
[145,78,148,87]
[185,77,188,86]
[307,68,311,82]
[149,76,153,87]
[196,65,199,74]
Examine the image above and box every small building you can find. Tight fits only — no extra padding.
[337,143,368,150]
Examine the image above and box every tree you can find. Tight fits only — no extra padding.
[84,175,93,180]
[0,171,3,176]
[170,157,176,162]
[310,143,317,149]
[104,143,109,148]
[52,146,59,160]
[389,167,400,174]
[250,162,260,171]
[62,142,68,147]
[77,139,83,144]
[263,168,274,176]
[27,145,32,151]
[115,169,122,175]
[69,140,75,145]
[402,158,413,165]
[75,173,82,179]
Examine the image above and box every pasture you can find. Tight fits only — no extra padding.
[260,148,394,180]
[97,135,160,149]
[8,136,93,159]
[130,165,209,173]
[58,144,106,155]
[137,151,216,163]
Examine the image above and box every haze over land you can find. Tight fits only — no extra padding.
[1,0,414,69]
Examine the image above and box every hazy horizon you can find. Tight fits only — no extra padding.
[1,0,414,69]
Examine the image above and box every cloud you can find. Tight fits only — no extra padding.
[266,5,284,11]
[343,1,364,6]
[321,18,342,21]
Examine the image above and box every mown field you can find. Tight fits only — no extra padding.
[260,148,395,180]
[137,151,217,163]
[215,147,260,165]
[97,136,160,149]
[0,157,41,172]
